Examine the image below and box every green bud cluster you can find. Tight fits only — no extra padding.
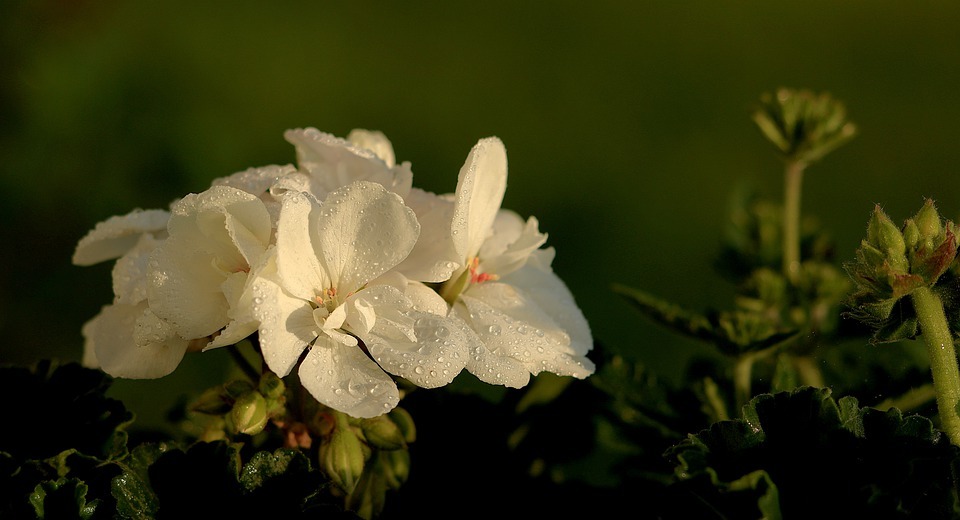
[846,200,959,333]
[753,87,857,165]
[188,372,287,439]
[317,407,416,518]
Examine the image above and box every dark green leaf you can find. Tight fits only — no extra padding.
[664,387,960,519]
[0,362,133,462]
[30,478,98,520]
[111,470,157,520]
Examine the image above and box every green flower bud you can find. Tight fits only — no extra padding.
[902,219,920,251]
[258,371,285,400]
[321,425,367,494]
[360,415,406,450]
[379,448,411,489]
[866,206,908,273]
[387,407,416,444]
[227,391,268,436]
[914,199,943,241]
[346,471,387,520]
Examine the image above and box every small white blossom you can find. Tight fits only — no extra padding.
[252,181,468,418]
[439,137,595,387]
[73,209,189,377]
[147,185,272,348]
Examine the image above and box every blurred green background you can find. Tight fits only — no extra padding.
[3,0,960,427]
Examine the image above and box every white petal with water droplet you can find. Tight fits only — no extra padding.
[363,311,469,389]
[394,188,461,282]
[73,208,169,266]
[285,128,412,199]
[148,238,227,339]
[501,250,593,357]
[211,164,296,198]
[112,234,163,305]
[275,192,330,301]
[86,303,188,379]
[459,286,594,381]
[299,336,399,418]
[451,137,507,261]
[251,251,317,377]
[315,181,419,294]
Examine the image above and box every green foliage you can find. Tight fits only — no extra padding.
[664,387,960,519]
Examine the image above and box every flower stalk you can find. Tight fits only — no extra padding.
[733,352,757,411]
[782,160,806,284]
[910,286,960,446]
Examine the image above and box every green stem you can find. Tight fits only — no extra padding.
[733,353,756,412]
[783,160,806,284]
[794,355,825,388]
[911,286,960,446]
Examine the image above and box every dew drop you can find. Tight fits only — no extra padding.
[414,366,424,374]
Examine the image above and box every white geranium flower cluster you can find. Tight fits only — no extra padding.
[74,129,595,417]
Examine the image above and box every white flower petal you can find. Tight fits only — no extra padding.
[89,303,188,379]
[452,137,507,261]
[251,252,317,377]
[459,287,594,381]
[167,186,271,272]
[276,192,330,301]
[347,129,396,168]
[284,128,412,199]
[316,181,419,294]
[344,285,416,342]
[403,281,451,316]
[299,337,400,418]
[269,171,313,199]
[112,234,163,305]
[148,239,228,339]
[73,209,169,266]
[211,164,296,198]
[501,250,593,356]
[394,188,461,283]
[457,318,530,389]
[479,214,547,277]
[204,270,259,350]
[365,312,469,389]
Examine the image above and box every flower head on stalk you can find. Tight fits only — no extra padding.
[845,200,959,343]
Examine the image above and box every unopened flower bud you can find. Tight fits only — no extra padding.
[902,219,920,251]
[228,391,268,436]
[360,415,406,450]
[321,425,367,493]
[867,206,908,273]
[914,199,943,241]
[258,371,285,400]
[380,448,410,489]
[387,407,416,444]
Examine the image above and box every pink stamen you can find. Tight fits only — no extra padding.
[468,257,499,284]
